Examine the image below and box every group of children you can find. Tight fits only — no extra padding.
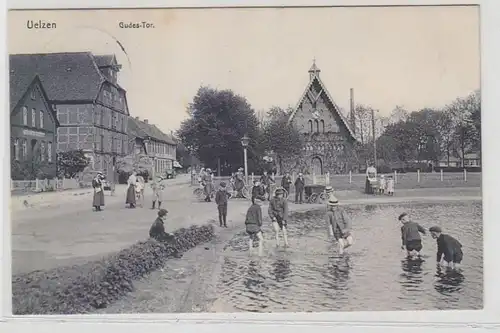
[148,178,464,270]
[374,174,395,195]
[399,212,463,269]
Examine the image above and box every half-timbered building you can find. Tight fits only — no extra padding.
[287,61,359,174]
[9,52,131,178]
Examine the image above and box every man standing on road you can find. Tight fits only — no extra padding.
[281,172,292,198]
[215,181,228,227]
[294,173,305,204]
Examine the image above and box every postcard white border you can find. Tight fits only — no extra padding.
[2,0,499,332]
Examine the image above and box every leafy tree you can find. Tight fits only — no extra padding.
[177,86,261,175]
[56,150,90,178]
[260,106,303,173]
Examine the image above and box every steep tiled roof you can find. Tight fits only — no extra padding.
[94,55,115,67]
[10,52,106,104]
[9,71,36,111]
[128,117,176,145]
[288,62,357,142]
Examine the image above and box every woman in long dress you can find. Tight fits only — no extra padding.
[365,165,377,194]
[92,172,105,211]
[126,171,137,208]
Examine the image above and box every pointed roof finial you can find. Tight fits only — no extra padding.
[308,58,320,77]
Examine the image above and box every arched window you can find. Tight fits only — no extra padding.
[320,120,325,133]
[40,110,44,129]
[315,119,319,133]
[31,108,36,127]
[22,107,28,125]
[308,120,313,133]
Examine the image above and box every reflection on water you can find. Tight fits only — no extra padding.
[434,267,465,295]
[217,202,482,311]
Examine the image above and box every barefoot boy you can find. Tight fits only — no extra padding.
[326,194,353,255]
[399,212,426,258]
[268,188,289,247]
[429,226,463,269]
[245,196,264,256]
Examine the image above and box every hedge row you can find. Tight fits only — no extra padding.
[12,224,215,315]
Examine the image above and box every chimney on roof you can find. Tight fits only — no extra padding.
[144,119,149,124]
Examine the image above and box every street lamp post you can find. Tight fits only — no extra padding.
[241,134,250,184]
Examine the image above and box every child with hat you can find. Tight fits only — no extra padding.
[245,196,264,256]
[215,181,229,227]
[268,187,289,247]
[326,194,353,255]
[429,226,463,269]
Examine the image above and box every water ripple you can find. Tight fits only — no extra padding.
[217,202,483,311]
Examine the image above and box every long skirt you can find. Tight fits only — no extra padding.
[93,190,105,207]
[126,184,137,204]
[365,177,373,194]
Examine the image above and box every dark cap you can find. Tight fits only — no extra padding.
[275,188,284,195]
[158,208,168,217]
[219,181,226,187]
[429,226,442,233]
[398,212,408,221]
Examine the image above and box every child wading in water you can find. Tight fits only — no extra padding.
[326,194,353,255]
[399,212,426,259]
[245,196,264,256]
[215,181,228,227]
[268,188,289,247]
[429,226,463,269]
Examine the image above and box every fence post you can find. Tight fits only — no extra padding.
[326,172,330,185]
[394,170,397,184]
[464,168,467,182]
[312,171,316,184]
[35,178,40,191]
[349,170,352,184]
[440,169,443,182]
[417,169,421,183]
[251,172,254,183]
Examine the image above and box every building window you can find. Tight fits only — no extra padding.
[100,134,104,152]
[40,142,45,162]
[30,88,36,100]
[48,142,52,162]
[40,110,44,129]
[308,120,313,133]
[14,139,19,160]
[31,108,36,127]
[22,107,28,125]
[22,139,27,159]
[315,119,319,133]
[320,120,325,133]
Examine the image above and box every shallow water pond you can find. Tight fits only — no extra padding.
[217,202,482,311]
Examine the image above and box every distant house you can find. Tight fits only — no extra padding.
[438,151,481,168]
[9,74,58,178]
[9,52,131,179]
[128,117,177,178]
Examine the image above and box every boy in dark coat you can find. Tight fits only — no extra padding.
[269,188,289,247]
[245,196,264,256]
[399,212,427,259]
[429,226,463,269]
[294,173,305,204]
[281,172,292,198]
[251,180,266,201]
[215,181,228,228]
[149,209,182,258]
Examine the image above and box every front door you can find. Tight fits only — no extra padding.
[312,156,323,175]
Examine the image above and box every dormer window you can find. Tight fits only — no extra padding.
[30,88,36,100]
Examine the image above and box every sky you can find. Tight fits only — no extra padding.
[8,6,480,133]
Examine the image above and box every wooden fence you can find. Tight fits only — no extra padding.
[11,178,80,193]
[191,169,481,191]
